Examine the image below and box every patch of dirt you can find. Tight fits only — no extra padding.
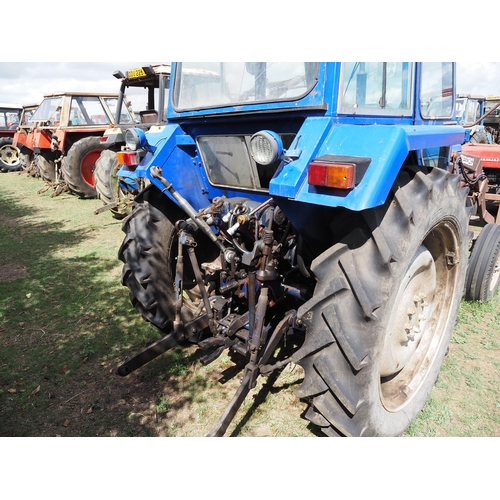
[0,262,29,282]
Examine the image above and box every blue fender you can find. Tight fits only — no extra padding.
[117,123,211,211]
[271,120,466,211]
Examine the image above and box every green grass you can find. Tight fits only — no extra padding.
[405,293,500,437]
[1,171,500,437]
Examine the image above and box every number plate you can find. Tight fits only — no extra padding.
[127,67,147,78]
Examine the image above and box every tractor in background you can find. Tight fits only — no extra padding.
[446,94,500,303]
[18,92,120,197]
[0,103,23,172]
[94,64,170,219]
[12,103,39,173]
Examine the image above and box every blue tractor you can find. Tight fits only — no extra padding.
[115,62,470,436]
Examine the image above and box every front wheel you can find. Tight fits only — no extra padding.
[94,149,132,219]
[0,137,21,172]
[34,150,57,182]
[295,167,470,436]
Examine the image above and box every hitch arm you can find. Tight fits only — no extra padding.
[116,314,209,376]
[207,370,253,437]
[116,331,180,376]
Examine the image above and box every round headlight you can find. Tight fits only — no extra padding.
[125,128,147,151]
[249,130,283,165]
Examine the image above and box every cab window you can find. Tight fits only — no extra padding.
[339,62,413,116]
[420,62,454,119]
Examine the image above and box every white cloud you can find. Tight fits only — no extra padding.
[456,62,500,97]
[2,61,499,108]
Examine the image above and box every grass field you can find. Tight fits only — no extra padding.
[1,170,499,437]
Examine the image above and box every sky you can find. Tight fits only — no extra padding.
[0,61,499,108]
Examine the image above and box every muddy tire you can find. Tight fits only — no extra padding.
[0,137,21,172]
[118,185,218,333]
[19,149,33,171]
[61,136,106,199]
[94,149,131,219]
[295,167,470,436]
[34,151,56,182]
[465,223,500,302]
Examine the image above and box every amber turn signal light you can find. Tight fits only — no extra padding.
[308,162,355,189]
[116,151,140,167]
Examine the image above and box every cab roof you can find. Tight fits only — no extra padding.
[0,103,23,110]
[41,92,119,98]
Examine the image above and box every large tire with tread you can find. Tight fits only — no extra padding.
[118,185,219,333]
[0,137,21,172]
[34,151,56,182]
[294,167,470,437]
[94,150,131,219]
[19,148,33,171]
[465,223,500,302]
[61,136,106,199]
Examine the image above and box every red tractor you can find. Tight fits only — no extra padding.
[15,92,119,197]
[0,103,23,172]
[460,95,500,219]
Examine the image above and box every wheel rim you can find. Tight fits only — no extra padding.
[379,221,460,412]
[0,144,20,166]
[80,150,101,187]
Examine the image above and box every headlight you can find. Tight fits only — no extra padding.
[249,130,283,165]
[125,128,147,151]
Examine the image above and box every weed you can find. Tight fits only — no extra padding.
[156,395,171,415]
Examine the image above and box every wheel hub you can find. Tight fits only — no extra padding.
[0,145,20,165]
[380,245,436,378]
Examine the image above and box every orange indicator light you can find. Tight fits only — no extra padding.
[116,151,139,167]
[308,162,355,189]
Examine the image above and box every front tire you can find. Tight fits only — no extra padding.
[295,167,470,436]
[0,137,21,172]
[94,150,132,219]
[34,151,57,182]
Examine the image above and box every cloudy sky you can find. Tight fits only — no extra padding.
[0,61,498,108]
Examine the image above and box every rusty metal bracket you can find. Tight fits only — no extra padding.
[116,314,209,376]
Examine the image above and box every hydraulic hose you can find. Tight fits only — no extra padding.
[151,166,226,254]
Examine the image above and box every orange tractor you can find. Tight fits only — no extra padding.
[13,92,119,197]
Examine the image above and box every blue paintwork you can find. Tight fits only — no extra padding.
[118,62,465,216]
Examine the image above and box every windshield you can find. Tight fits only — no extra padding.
[173,62,319,110]
[0,109,21,129]
[31,97,62,124]
[69,96,113,125]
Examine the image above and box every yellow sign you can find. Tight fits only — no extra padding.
[127,67,147,79]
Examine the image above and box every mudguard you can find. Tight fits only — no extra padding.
[271,119,466,211]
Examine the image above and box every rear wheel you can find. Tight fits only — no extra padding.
[0,137,21,172]
[118,185,218,333]
[61,136,106,198]
[295,167,469,436]
[465,223,500,302]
